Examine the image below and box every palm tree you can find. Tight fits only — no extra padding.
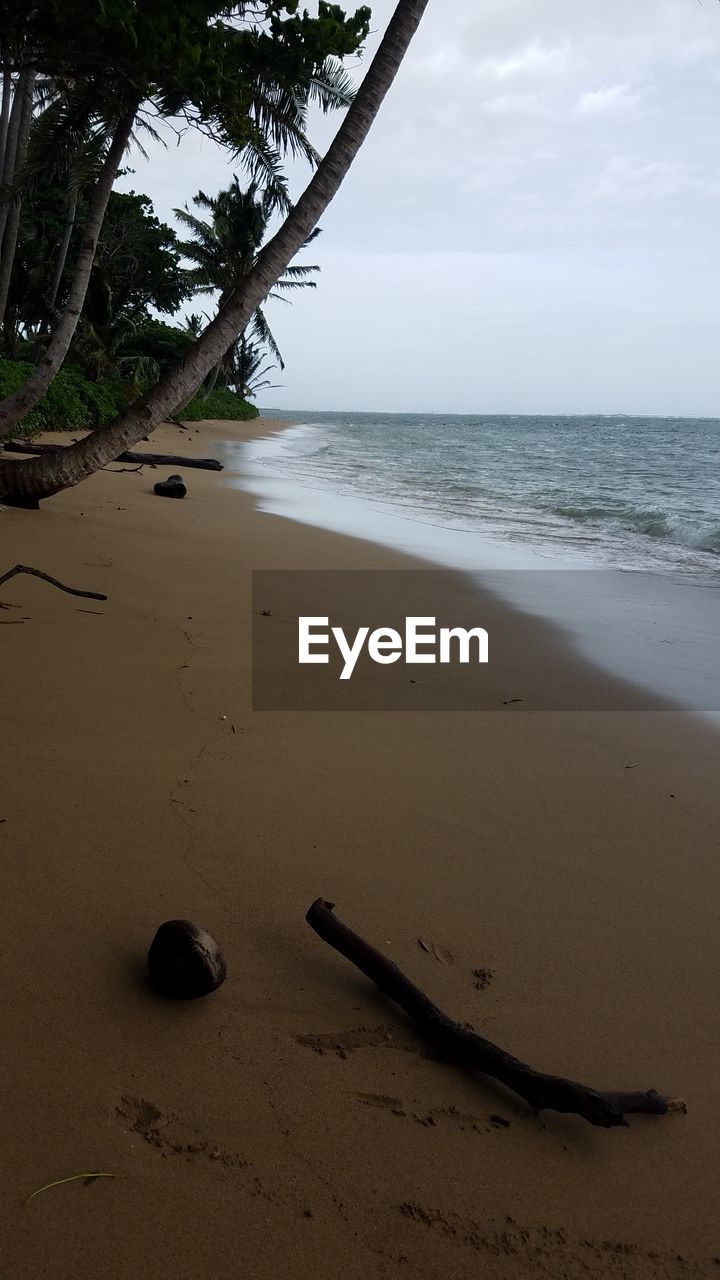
[0,0,430,505]
[0,96,139,436]
[0,68,38,324]
[228,336,282,400]
[0,17,363,439]
[175,176,319,394]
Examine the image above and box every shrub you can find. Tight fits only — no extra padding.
[0,358,126,439]
[0,358,258,441]
[180,386,259,422]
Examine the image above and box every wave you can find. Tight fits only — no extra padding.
[552,503,720,554]
[258,412,720,573]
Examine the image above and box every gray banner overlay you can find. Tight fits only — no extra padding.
[251,569,718,712]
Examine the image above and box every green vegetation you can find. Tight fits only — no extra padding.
[0,356,259,437]
[180,387,259,422]
[0,1,426,501]
[0,357,125,436]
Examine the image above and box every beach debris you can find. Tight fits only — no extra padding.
[25,1172,115,1204]
[261,609,271,616]
[147,919,226,999]
[154,473,187,499]
[2,440,224,471]
[503,698,524,705]
[625,762,638,769]
[306,897,687,1128]
[0,564,107,605]
[417,937,455,964]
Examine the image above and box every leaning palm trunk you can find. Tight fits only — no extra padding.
[0,68,12,178]
[0,102,137,438]
[0,0,428,504]
[200,361,222,402]
[47,190,79,310]
[0,68,35,263]
[0,70,36,326]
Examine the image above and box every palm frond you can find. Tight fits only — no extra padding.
[308,58,356,112]
[249,306,285,370]
[280,263,320,279]
[238,133,292,215]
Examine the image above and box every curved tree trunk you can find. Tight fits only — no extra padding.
[0,0,428,504]
[200,361,221,402]
[0,68,32,253]
[47,190,78,310]
[0,68,12,178]
[0,102,137,439]
[0,69,36,328]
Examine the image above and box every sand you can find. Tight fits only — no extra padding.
[1,418,719,1279]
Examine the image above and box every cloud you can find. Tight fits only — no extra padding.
[593,156,700,200]
[480,93,548,117]
[482,40,570,80]
[118,0,720,413]
[576,83,641,115]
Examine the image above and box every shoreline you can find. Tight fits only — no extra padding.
[234,418,720,715]
[2,417,720,1278]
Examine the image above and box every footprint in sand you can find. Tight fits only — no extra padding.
[114,1095,247,1169]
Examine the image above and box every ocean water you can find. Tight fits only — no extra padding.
[226,411,720,712]
[253,411,720,577]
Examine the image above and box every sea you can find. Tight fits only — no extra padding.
[223,411,720,712]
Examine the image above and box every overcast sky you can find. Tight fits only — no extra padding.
[118,1,720,415]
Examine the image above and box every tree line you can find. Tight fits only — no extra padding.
[0,0,428,505]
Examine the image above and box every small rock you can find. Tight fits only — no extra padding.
[147,919,227,999]
[154,474,187,499]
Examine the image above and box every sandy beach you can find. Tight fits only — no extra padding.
[2,417,720,1279]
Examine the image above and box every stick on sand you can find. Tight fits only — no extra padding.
[0,565,107,601]
[306,897,686,1128]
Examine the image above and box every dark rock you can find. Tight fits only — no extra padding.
[147,919,226,998]
[153,474,187,499]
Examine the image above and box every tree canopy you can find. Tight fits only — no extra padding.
[0,0,430,503]
[2,2,371,154]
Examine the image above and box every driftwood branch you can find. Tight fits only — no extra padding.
[0,564,107,601]
[306,898,686,1129]
[2,440,223,471]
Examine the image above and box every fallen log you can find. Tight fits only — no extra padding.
[305,897,685,1129]
[2,440,223,471]
[0,564,107,602]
